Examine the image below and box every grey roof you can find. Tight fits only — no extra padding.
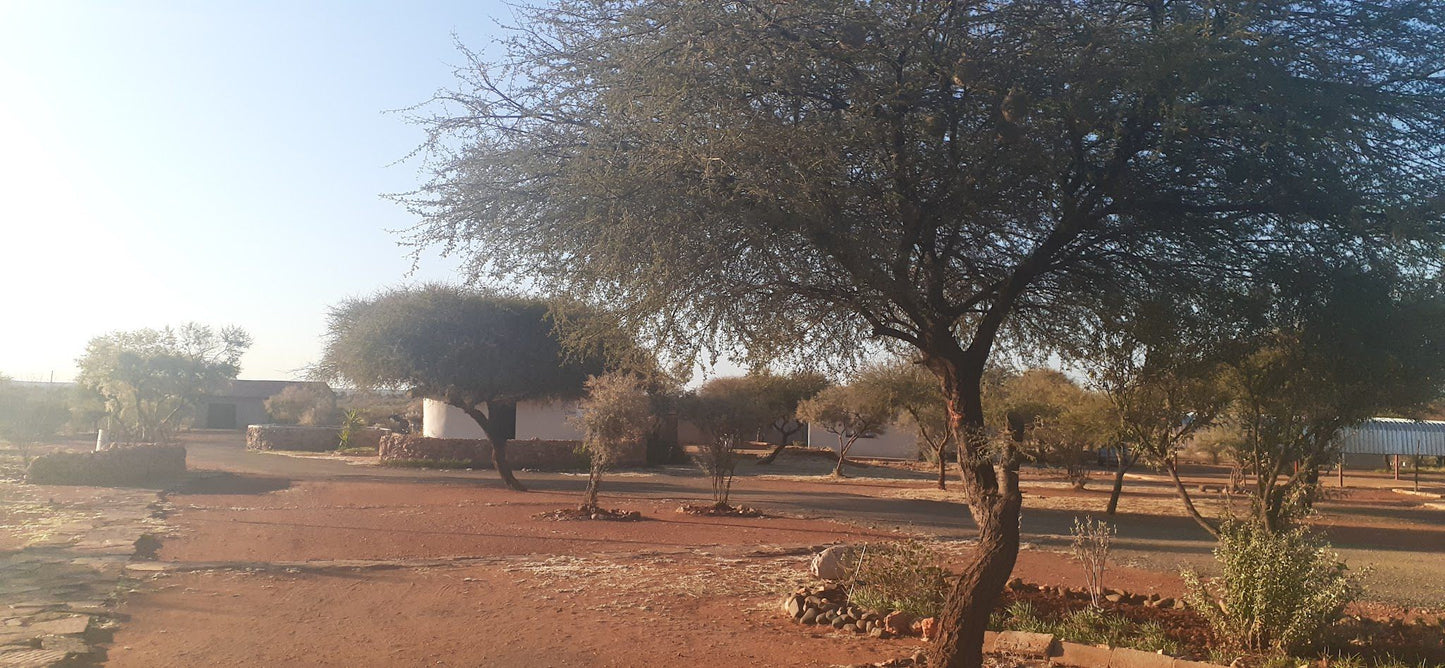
[204,380,329,401]
[1336,417,1445,456]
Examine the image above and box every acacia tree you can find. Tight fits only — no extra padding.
[399,2,1445,664]
[76,324,252,443]
[1219,265,1445,533]
[798,383,897,477]
[315,285,609,492]
[855,362,955,489]
[752,371,831,464]
[572,372,655,510]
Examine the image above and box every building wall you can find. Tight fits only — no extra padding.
[807,422,919,460]
[422,398,585,441]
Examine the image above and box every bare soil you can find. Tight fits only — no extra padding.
[76,433,1445,666]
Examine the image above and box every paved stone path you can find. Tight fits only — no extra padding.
[0,480,171,667]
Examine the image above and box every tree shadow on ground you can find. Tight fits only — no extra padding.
[169,470,291,495]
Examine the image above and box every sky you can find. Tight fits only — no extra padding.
[0,1,522,382]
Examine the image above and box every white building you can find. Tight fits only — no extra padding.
[422,398,584,441]
[806,421,919,460]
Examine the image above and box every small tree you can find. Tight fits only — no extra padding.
[1220,266,1445,532]
[1000,370,1114,490]
[315,285,613,492]
[571,372,654,510]
[752,371,831,464]
[854,362,955,489]
[0,377,70,462]
[264,384,340,426]
[75,323,252,443]
[680,377,769,508]
[797,384,897,477]
[1080,306,1231,524]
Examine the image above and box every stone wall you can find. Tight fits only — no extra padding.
[26,444,187,486]
[246,425,391,452]
[378,435,645,470]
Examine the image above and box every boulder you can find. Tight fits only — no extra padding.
[810,545,858,580]
[884,610,917,635]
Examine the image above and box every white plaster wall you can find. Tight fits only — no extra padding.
[515,400,585,440]
[807,422,919,460]
[422,399,487,439]
[422,398,585,440]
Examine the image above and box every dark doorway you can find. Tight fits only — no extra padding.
[206,402,238,429]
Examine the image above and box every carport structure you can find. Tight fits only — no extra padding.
[1335,417,1445,487]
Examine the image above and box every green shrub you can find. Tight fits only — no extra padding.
[997,600,1183,656]
[842,540,950,618]
[1183,519,1357,654]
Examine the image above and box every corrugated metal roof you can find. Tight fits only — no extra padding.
[1335,418,1445,456]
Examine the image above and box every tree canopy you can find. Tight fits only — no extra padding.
[400,2,1445,664]
[315,285,615,490]
[75,323,251,443]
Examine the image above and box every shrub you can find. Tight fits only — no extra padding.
[264,384,339,426]
[998,600,1183,656]
[843,540,950,618]
[1071,516,1115,608]
[571,373,654,509]
[1183,519,1357,654]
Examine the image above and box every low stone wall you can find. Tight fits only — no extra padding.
[378,435,645,470]
[26,444,187,487]
[246,425,391,452]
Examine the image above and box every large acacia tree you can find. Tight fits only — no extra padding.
[315,285,611,491]
[399,2,1445,664]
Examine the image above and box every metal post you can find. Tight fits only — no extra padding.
[1338,453,1344,488]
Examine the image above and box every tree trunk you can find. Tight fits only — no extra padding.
[1105,466,1127,515]
[459,403,528,492]
[1105,450,1136,515]
[1164,458,1219,538]
[756,442,787,465]
[832,436,854,477]
[926,354,1022,668]
[938,449,948,490]
[583,462,602,509]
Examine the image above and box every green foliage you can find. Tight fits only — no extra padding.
[746,371,831,442]
[75,323,251,443]
[572,372,654,508]
[1183,520,1357,655]
[998,600,1184,656]
[998,370,1115,487]
[316,285,609,407]
[680,377,771,506]
[336,409,364,450]
[796,383,897,475]
[0,380,71,456]
[265,384,339,426]
[842,540,950,619]
[852,362,953,461]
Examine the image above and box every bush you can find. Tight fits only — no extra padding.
[843,540,950,618]
[997,601,1184,656]
[1183,519,1357,654]
[264,384,340,426]
[26,445,186,486]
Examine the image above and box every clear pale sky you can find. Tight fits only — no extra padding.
[0,1,517,382]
